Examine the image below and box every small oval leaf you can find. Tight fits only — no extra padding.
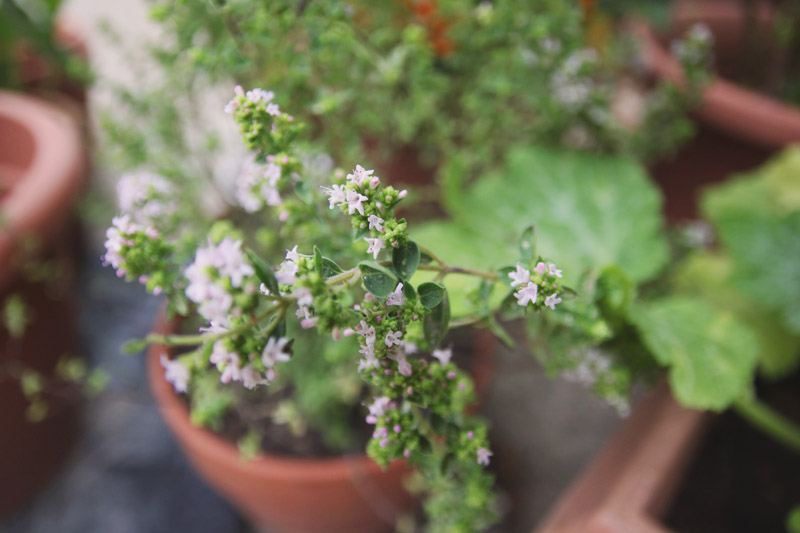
[358,261,398,299]
[418,282,445,309]
[246,249,280,294]
[519,225,536,261]
[321,257,344,278]
[402,281,417,301]
[423,289,450,348]
[392,241,421,279]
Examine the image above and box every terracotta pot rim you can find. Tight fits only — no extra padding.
[0,91,85,282]
[147,321,405,482]
[630,4,800,149]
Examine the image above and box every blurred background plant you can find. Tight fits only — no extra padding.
[0,0,92,91]
[101,0,712,211]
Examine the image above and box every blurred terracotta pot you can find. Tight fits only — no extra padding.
[634,1,800,220]
[148,317,416,533]
[536,382,708,533]
[0,91,86,516]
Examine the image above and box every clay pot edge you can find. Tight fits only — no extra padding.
[147,316,410,483]
[629,8,800,149]
[0,91,85,287]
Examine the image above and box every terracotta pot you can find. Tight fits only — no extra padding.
[0,91,86,516]
[535,382,709,533]
[147,318,416,533]
[633,1,800,220]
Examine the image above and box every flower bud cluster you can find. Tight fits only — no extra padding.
[116,170,178,227]
[670,23,714,88]
[182,233,295,390]
[103,215,174,295]
[206,331,291,390]
[509,260,564,311]
[351,285,427,371]
[235,152,301,215]
[225,86,302,153]
[322,165,409,258]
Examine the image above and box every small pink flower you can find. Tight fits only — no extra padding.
[386,283,405,307]
[514,282,539,307]
[364,237,385,259]
[545,293,562,310]
[477,447,493,466]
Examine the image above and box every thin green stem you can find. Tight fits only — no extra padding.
[417,263,499,281]
[146,302,287,347]
[417,244,446,265]
[449,315,485,328]
[733,395,800,454]
[410,404,445,454]
[325,267,360,287]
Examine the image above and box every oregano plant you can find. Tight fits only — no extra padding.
[103,88,571,531]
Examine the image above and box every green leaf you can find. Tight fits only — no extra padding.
[519,226,535,261]
[418,282,445,309]
[485,315,515,349]
[246,248,279,294]
[440,146,669,283]
[392,240,420,279]
[354,226,368,241]
[424,289,450,348]
[313,246,324,275]
[703,146,800,221]
[122,338,150,354]
[294,179,312,203]
[413,222,510,317]
[2,293,27,338]
[358,261,398,299]
[20,371,43,398]
[671,251,800,379]
[320,257,344,278]
[631,296,759,411]
[595,265,636,331]
[496,266,515,288]
[402,281,417,301]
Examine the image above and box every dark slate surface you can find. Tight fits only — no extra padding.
[0,242,246,533]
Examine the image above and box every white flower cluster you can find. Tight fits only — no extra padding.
[670,23,713,65]
[102,214,159,278]
[562,348,631,417]
[562,348,612,387]
[208,336,290,390]
[322,164,407,260]
[161,355,189,393]
[224,86,280,115]
[235,153,286,214]
[509,261,563,310]
[184,238,255,326]
[550,49,597,112]
[117,171,177,226]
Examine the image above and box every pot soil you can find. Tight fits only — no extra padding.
[664,372,800,533]
[148,340,414,533]
[0,91,86,516]
[635,1,800,221]
[148,314,496,532]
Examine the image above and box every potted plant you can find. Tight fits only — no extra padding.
[534,146,800,532]
[635,0,800,220]
[0,0,93,516]
[101,87,587,531]
[0,91,87,516]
